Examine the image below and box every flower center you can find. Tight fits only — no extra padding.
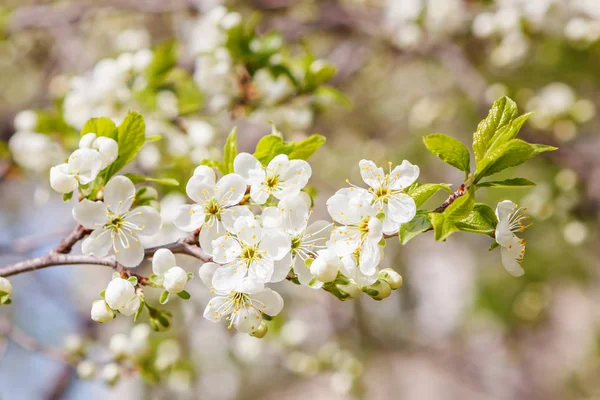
[358,217,371,235]
[265,175,279,190]
[240,244,262,267]
[204,198,222,216]
[290,236,302,252]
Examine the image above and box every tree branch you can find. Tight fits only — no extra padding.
[53,225,89,254]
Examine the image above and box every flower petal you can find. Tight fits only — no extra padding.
[68,148,102,184]
[387,194,416,224]
[259,230,290,261]
[221,206,252,232]
[389,160,419,190]
[278,196,309,232]
[248,258,274,283]
[251,288,284,316]
[250,184,270,204]
[216,173,246,206]
[232,306,262,333]
[50,164,78,193]
[233,216,262,246]
[193,165,216,184]
[186,175,216,204]
[73,199,107,229]
[198,262,221,290]
[234,152,264,184]
[152,248,177,276]
[125,206,162,236]
[212,235,242,264]
[501,245,525,276]
[201,221,227,256]
[359,159,385,189]
[358,238,380,276]
[203,296,230,322]
[114,233,145,267]
[174,204,205,232]
[330,226,360,256]
[81,229,112,257]
[212,263,246,292]
[104,176,136,214]
[271,252,292,282]
[495,200,517,222]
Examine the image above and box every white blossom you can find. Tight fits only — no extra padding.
[9,131,65,173]
[50,148,103,194]
[495,200,529,276]
[79,133,119,169]
[174,167,249,256]
[91,300,116,323]
[13,110,37,131]
[101,363,121,385]
[234,153,311,205]
[75,176,162,267]
[200,262,284,333]
[327,188,383,281]
[353,159,419,235]
[104,278,140,316]
[152,248,189,294]
[310,249,343,283]
[0,277,13,296]
[262,196,331,286]
[210,214,291,290]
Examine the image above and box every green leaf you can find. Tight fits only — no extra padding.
[455,204,498,236]
[486,112,533,152]
[159,291,170,305]
[408,183,452,208]
[399,211,432,244]
[146,41,177,87]
[474,139,557,182]
[444,187,474,222]
[287,134,326,160]
[146,135,162,142]
[473,96,518,164]
[477,178,536,188]
[200,158,226,175]
[106,112,146,178]
[313,86,352,109]
[254,135,288,164]
[124,173,179,187]
[223,128,237,174]
[423,134,471,173]
[177,290,191,300]
[429,213,459,242]
[80,117,117,139]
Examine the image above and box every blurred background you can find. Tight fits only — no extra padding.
[0,0,599,399]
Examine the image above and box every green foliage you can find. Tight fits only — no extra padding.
[223,128,238,174]
[253,132,326,164]
[455,203,498,236]
[408,183,453,208]
[125,174,179,187]
[477,178,536,188]
[146,41,178,88]
[423,134,471,174]
[177,290,191,300]
[430,188,474,241]
[105,112,147,178]
[398,211,433,244]
[473,96,518,165]
[80,117,117,139]
[159,291,169,305]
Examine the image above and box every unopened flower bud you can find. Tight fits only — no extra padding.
[362,280,391,301]
[336,283,362,300]
[64,334,85,355]
[109,333,129,358]
[0,277,13,298]
[250,321,268,339]
[91,300,115,323]
[101,363,120,386]
[76,361,96,379]
[105,278,136,310]
[163,267,188,294]
[378,269,403,290]
[310,249,342,283]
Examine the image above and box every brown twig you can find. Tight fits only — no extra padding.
[53,225,90,254]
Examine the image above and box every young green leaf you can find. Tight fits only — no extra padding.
[477,178,536,188]
[473,96,518,164]
[408,183,453,208]
[106,112,146,178]
[423,134,471,173]
[429,213,460,242]
[80,117,117,139]
[223,128,238,174]
[254,135,288,164]
[124,173,179,187]
[177,290,191,300]
[146,40,177,87]
[486,112,533,153]
[455,203,498,236]
[443,187,475,222]
[398,211,432,244]
[474,139,557,182]
[287,134,326,160]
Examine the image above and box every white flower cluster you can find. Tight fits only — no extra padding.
[50,133,118,194]
[63,50,153,129]
[172,154,418,334]
[91,277,141,323]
